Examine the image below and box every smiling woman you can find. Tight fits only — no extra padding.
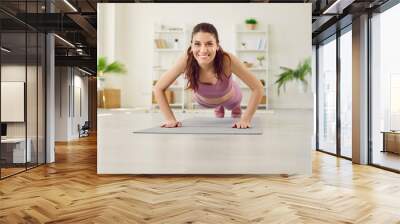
[153,23,264,129]
[97,3,313,175]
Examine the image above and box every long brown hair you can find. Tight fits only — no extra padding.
[185,23,231,91]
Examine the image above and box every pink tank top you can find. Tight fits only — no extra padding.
[194,75,233,98]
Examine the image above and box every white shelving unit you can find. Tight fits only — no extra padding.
[234,24,269,110]
[152,24,187,111]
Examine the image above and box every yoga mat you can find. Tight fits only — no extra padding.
[133,117,262,135]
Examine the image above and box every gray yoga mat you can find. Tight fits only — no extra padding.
[133,117,262,135]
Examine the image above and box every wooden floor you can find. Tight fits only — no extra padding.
[373,151,400,171]
[1,135,400,223]
[0,167,26,178]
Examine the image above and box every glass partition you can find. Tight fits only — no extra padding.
[0,2,46,179]
[1,31,28,177]
[339,28,352,158]
[371,4,400,171]
[317,36,337,154]
[27,30,38,169]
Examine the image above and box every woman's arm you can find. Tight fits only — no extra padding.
[153,53,187,127]
[229,53,264,128]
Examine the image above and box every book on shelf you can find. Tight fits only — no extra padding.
[154,39,168,49]
[168,27,183,32]
[256,38,266,50]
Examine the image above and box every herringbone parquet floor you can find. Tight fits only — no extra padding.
[1,134,400,224]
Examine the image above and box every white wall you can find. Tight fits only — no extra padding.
[72,74,89,137]
[55,67,68,141]
[97,4,123,91]
[55,67,89,141]
[1,65,39,137]
[98,3,312,109]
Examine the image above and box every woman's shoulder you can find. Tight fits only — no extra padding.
[222,51,233,76]
[179,52,189,62]
[225,51,242,63]
[224,52,240,68]
[223,51,233,61]
[175,53,189,73]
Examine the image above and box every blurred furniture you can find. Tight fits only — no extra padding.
[79,121,90,138]
[98,88,121,108]
[1,138,32,164]
[152,89,174,104]
[382,131,400,154]
[260,95,268,105]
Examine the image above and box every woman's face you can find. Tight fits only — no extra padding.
[191,32,219,66]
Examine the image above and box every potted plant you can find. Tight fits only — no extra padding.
[97,56,127,81]
[275,58,311,95]
[245,18,257,30]
[97,57,127,108]
[256,55,265,67]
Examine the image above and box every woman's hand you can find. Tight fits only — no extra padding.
[161,120,182,128]
[232,119,251,129]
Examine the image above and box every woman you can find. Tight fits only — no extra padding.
[153,23,264,129]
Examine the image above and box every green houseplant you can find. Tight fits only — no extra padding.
[275,58,311,95]
[256,55,265,67]
[97,57,127,108]
[97,57,127,77]
[245,18,257,30]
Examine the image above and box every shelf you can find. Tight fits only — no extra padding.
[155,49,183,52]
[241,104,267,107]
[168,85,184,90]
[237,49,266,52]
[236,30,267,34]
[155,30,184,34]
[170,103,183,107]
[153,23,187,112]
[239,86,267,89]
[235,23,269,111]
[153,68,168,71]
[153,68,185,74]
[248,68,267,71]
[151,84,183,90]
[153,103,183,107]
